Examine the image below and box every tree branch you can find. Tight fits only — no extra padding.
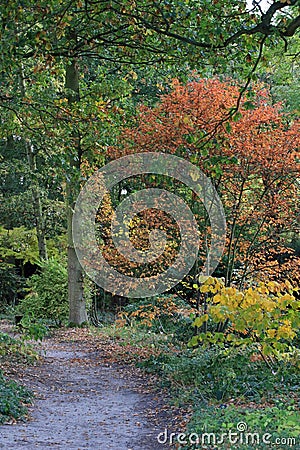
[282,14,300,36]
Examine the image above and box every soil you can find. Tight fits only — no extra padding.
[0,328,181,450]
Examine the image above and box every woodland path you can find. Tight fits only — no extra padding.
[0,328,179,450]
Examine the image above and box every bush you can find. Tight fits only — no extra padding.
[18,258,68,326]
[140,346,299,404]
[19,315,49,341]
[0,331,39,362]
[0,370,33,424]
[189,277,300,363]
[117,294,194,335]
[0,262,22,309]
[0,333,35,424]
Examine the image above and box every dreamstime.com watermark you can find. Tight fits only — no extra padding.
[157,423,298,447]
[73,152,226,297]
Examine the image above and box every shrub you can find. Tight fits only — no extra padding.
[0,262,22,309]
[19,314,49,341]
[0,333,35,423]
[117,294,193,334]
[18,258,68,326]
[0,332,38,362]
[140,345,299,404]
[0,370,33,424]
[189,277,300,365]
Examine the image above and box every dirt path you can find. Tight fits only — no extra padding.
[0,333,177,450]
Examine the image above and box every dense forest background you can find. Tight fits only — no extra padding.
[1,0,299,322]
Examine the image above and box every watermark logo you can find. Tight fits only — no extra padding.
[157,423,298,447]
[73,152,226,297]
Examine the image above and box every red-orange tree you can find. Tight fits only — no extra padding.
[108,78,300,290]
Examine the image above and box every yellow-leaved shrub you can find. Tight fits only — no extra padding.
[189,277,300,360]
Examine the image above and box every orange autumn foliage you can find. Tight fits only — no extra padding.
[108,77,300,287]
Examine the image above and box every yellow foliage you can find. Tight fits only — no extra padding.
[193,314,209,327]
[200,284,210,293]
[191,276,300,357]
[276,325,296,340]
[266,329,276,339]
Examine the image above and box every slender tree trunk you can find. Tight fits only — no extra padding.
[65,59,88,325]
[18,66,48,260]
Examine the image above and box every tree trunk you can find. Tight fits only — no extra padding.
[65,59,88,325]
[67,212,87,325]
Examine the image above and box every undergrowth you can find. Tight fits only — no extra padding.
[0,332,39,364]
[0,370,33,424]
[98,315,299,450]
[0,331,36,423]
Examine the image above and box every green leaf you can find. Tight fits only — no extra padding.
[225,122,232,133]
[232,111,243,122]
[188,335,199,347]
